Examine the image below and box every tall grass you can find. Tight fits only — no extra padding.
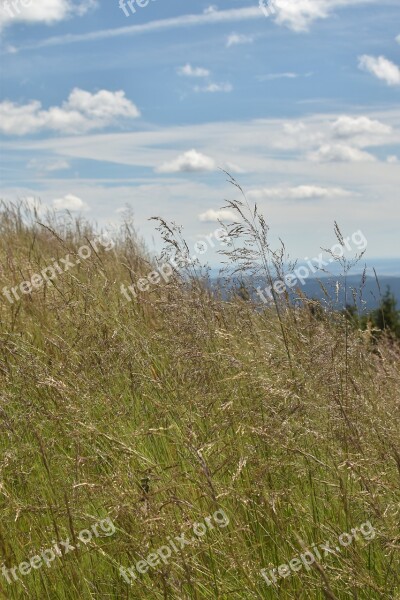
[0,200,399,600]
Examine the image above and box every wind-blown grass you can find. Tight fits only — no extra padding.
[0,200,399,600]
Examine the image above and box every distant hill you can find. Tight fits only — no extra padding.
[298,275,400,312]
[209,258,400,312]
[210,274,400,312]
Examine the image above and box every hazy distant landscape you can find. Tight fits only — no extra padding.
[211,261,400,310]
[302,274,400,310]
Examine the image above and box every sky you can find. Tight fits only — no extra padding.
[0,0,399,266]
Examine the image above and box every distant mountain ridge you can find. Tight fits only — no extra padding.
[210,273,400,312]
[294,274,400,311]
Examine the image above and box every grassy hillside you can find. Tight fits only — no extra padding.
[0,201,399,600]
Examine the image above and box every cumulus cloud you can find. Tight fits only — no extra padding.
[0,0,95,30]
[156,150,216,173]
[53,194,88,211]
[358,55,400,86]
[247,185,352,201]
[198,209,236,222]
[272,0,336,32]
[226,33,254,47]
[273,0,383,33]
[177,64,210,77]
[194,82,233,93]
[309,144,376,163]
[0,88,140,136]
[332,115,391,138]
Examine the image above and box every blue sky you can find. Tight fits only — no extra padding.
[0,0,399,265]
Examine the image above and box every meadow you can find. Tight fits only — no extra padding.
[0,197,399,600]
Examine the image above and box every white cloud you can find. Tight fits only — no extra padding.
[194,82,233,93]
[0,0,95,31]
[156,150,216,173]
[273,0,328,31]
[226,32,254,47]
[177,64,210,78]
[387,155,398,163]
[258,72,299,81]
[65,88,139,120]
[53,194,88,211]
[358,55,400,86]
[0,88,140,136]
[332,115,391,138]
[198,209,236,222]
[271,0,338,32]
[309,144,376,163]
[396,34,400,44]
[248,185,353,201]
[272,0,384,33]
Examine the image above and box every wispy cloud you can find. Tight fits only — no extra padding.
[12,7,264,51]
[194,83,233,93]
[358,55,400,86]
[226,33,254,48]
[248,185,353,201]
[177,64,210,78]
[27,158,71,172]
[10,2,389,52]
[258,72,299,81]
